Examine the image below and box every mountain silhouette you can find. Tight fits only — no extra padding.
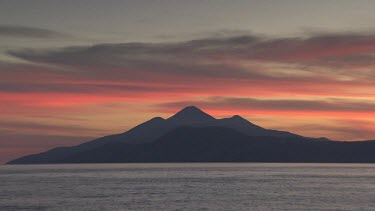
[168,106,216,123]
[7,106,375,164]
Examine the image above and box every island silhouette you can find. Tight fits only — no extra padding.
[8,106,375,164]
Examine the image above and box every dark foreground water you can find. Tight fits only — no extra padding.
[0,163,374,211]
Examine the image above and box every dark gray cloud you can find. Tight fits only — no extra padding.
[0,25,70,39]
[7,36,260,67]
[0,82,193,94]
[6,38,278,84]
[2,32,375,102]
[7,32,375,84]
[0,120,108,135]
[158,97,375,113]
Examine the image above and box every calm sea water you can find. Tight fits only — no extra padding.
[0,163,374,211]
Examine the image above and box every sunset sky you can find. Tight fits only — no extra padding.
[1,0,375,163]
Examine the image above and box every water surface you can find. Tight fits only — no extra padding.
[1,163,374,210]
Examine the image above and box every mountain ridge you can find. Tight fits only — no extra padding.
[9,126,375,164]
[9,106,375,164]
[167,106,216,123]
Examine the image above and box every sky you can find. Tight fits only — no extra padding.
[1,0,375,163]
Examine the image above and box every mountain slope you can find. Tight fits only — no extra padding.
[167,106,216,123]
[9,126,375,164]
[7,106,340,164]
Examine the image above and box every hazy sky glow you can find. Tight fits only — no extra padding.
[1,0,375,163]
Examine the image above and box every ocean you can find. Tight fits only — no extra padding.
[0,163,374,211]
